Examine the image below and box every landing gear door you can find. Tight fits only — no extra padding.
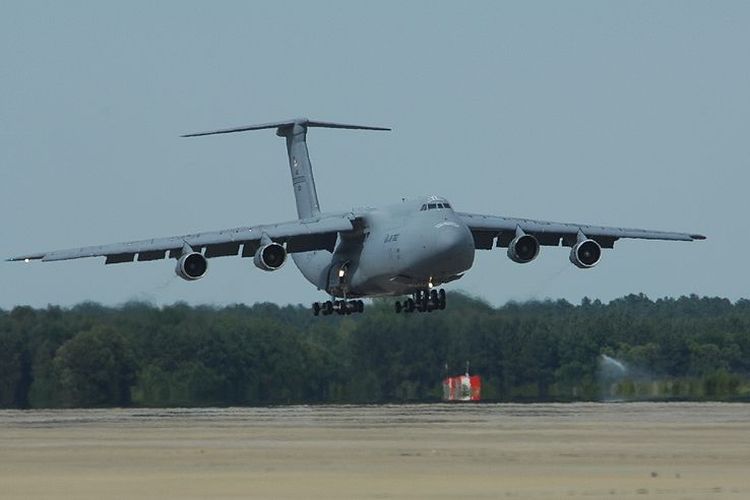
[327,261,351,297]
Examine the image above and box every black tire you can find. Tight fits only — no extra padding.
[412,291,419,312]
[438,289,446,310]
[429,290,438,312]
[312,302,321,316]
[395,301,402,313]
[405,298,415,313]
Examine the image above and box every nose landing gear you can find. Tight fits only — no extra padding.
[395,288,446,314]
[314,261,364,316]
[312,299,365,316]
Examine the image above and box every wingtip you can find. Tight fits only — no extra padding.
[691,234,707,240]
[7,255,44,262]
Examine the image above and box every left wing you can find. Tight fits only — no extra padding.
[458,212,705,250]
[8,215,354,264]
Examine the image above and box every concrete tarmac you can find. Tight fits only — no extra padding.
[1,403,749,499]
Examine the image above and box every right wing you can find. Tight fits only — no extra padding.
[8,214,355,264]
[457,212,705,249]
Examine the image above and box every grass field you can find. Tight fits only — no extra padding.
[1,403,748,499]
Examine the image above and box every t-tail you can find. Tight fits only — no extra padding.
[182,118,390,220]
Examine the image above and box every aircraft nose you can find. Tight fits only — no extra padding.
[436,224,466,252]
[434,223,474,269]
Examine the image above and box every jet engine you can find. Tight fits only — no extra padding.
[507,233,540,264]
[254,242,287,271]
[569,239,602,269]
[175,252,208,281]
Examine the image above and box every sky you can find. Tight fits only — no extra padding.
[1,1,748,309]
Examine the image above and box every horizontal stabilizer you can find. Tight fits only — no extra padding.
[182,118,390,137]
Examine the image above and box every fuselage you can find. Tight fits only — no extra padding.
[292,196,475,298]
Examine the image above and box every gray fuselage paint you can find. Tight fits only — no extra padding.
[292,197,475,298]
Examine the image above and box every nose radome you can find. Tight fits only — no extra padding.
[432,223,475,274]
[437,224,466,252]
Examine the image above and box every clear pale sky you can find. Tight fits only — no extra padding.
[1,1,747,309]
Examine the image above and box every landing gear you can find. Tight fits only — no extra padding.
[394,288,447,313]
[312,299,364,316]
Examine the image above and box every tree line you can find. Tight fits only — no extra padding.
[0,292,749,408]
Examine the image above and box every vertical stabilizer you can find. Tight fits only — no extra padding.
[277,122,320,219]
[182,118,390,220]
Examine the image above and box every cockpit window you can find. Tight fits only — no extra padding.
[422,201,451,211]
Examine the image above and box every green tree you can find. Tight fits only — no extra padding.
[53,326,136,407]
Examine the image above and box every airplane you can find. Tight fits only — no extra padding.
[9,118,705,316]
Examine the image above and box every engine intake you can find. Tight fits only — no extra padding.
[507,234,540,264]
[175,252,208,281]
[254,242,287,271]
[570,239,602,269]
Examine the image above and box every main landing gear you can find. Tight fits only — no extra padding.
[395,289,446,314]
[312,299,365,316]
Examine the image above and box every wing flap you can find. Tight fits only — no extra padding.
[204,242,241,258]
[137,250,167,262]
[241,241,260,258]
[286,232,338,253]
[471,231,496,250]
[105,253,136,265]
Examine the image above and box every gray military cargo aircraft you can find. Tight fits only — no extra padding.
[9,118,705,315]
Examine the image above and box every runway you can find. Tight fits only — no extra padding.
[1,403,748,499]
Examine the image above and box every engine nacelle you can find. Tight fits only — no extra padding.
[569,239,602,269]
[507,234,540,264]
[175,252,208,281]
[254,242,287,271]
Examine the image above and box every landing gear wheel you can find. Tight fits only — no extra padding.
[405,298,415,313]
[392,289,448,314]
[427,290,437,312]
[313,298,364,316]
[412,290,423,312]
